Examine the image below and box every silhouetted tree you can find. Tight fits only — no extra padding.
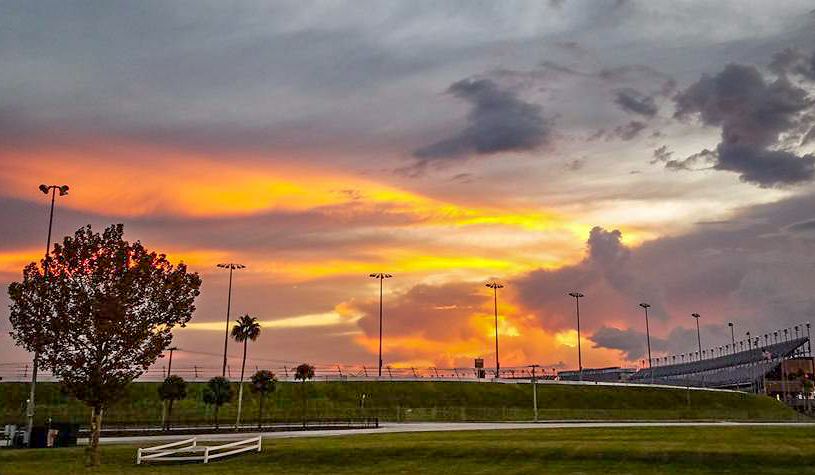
[250,370,277,428]
[8,224,200,466]
[294,363,315,427]
[158,375,187,430]
[231,315,261,427]
[203,376,233,429]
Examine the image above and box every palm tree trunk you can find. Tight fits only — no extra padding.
[258,395,264,430]
[236,339,247,428]
[167,399,174,430]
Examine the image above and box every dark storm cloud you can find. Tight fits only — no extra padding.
[590,325,728,361]
[412,78,552,163]
[590,326,660,361]
[508,191,815,361]
[674,61,815,187]
[715,143,815,186]
[769,47,815,80]
[614,88,658,117]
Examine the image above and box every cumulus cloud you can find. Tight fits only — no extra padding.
[412,78,552,164]
[674,61,815,187]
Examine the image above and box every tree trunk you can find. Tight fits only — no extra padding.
[84,406,103,467]
[236,339,247,428]
[301,381,307,428]
[258,395,264,430]
[214,405,219,430]
[167,399,174,430]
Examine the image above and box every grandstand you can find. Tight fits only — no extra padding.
[629,336,811,393]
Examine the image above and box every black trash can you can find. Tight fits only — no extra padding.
[29,426,48,448]
[52,423,79,447]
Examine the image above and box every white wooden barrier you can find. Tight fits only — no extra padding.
[136,436,261,464]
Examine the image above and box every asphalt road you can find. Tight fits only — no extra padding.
[86,421,815,445]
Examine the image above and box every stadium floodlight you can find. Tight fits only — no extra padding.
[26,183,70,447]
[691,313,702,358]
[569,292,585,381]
[728,322,735,354]
[370,273,393,377]
[746,332,751,350]
[639,303,653,384]
[487,281,505,378]
[217,263,245,377]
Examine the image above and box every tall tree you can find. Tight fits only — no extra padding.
[203,376,233,429]
[158,375,187,430]
[8,224,201,466]
[250,370,277,429]
[294,363,315,427]
[231,314,261,427]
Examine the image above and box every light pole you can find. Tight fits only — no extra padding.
[639,303,653,384]
[487,281,504,378]
[746,332,751,350]
[691,313,702,360]
[26,184,69,447]
[569,292,585,381]
[370,273,392,377]
[217,263,245,378]
[728,322,735,354]
[529,364,540,421]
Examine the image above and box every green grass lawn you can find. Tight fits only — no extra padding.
[3,426,815,474]
[1,381,801,427]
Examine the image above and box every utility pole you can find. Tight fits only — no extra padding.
[166,347,178,377]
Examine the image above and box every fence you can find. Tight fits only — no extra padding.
[0,363,563,383]
[136,436,261,464]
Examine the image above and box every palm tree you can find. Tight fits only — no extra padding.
[231,314,261,427]
[203,376,233,429]
[157,375,187,430]
[250,370,277,429]
[295,363,315,428]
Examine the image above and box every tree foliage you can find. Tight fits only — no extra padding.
[231,314,261,343]
[158,375,187,430]
[7,224,201,465]
[203,376,233,429]
[251,370,277,393]
[158,375,188,402]
[295,363,315,382]
[250,370,277,428]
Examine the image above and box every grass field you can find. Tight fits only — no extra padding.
[3,426,815,474]
[0,380,801,427]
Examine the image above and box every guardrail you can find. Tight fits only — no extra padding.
[136,436,261,464]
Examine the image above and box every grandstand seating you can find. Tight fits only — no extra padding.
[629,337,808,388]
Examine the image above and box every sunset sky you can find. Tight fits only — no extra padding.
[3,1,815,376]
